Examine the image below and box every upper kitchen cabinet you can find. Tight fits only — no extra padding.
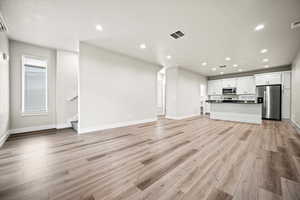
[208,80,222,95]
[282,71,291,89]
[222,78,236,88]
[255,72,282,86]
[237,76,255,94]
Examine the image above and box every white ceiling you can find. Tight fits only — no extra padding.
[1,0,300,76]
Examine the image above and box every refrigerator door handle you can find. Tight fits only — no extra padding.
[265,86,271,119]
[263,90,266,113]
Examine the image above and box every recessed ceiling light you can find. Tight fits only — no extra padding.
[264,65,269,68]
[140,43,146,49]
[166,55,172,60]
[260,49,268,54]
[238,69,243,72]
[225,57,231,61]
[255,24,265,31]
[233,64,238,67]
[202,62,207,66]
[220,72,224,75]
[95,24,103,31]
[262,58,269,63]
[212,67,217,71]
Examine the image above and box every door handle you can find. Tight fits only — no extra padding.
[263,91,266,108]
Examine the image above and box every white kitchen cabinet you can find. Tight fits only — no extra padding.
[222,78,236,88]
[237,76,256,94]
[282,71,291,89]
[207,81,214,95]
[268,72,282,85]
[281,71,291,119]
[282,88,291,119]
[208,80,222,95]
[204,102,211,114]
[255,72,281,86]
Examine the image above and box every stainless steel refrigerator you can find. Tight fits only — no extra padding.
[256,85,281,120]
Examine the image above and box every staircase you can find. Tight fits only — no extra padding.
[71,120,78,132]
[67,94,78,132]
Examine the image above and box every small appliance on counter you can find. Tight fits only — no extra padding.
[222,88,236,95]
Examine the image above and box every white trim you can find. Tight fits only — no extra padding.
[78,118,157,134]
[21,112,48,117]
[0,131,10,147]
[9,124,56,134]
[56,123,72,129]
[165,115,179,120]
[165,114,200,120]
[291,118,300,133]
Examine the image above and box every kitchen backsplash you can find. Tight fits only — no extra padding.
[209,94,256,101]
[238,95,256,100]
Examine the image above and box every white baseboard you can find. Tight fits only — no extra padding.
[56,123,71,129]
[78,118,157,134]
[9,124,56,134]
[291,118,300,133]
[165,115,178,120]
[165,114,200,120]
[0,131,9,147]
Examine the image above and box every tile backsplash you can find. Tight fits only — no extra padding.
[209,94,256,101]
[238,95,256,100]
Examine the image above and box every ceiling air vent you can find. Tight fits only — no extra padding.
[0,13,8,32]
[291,20,300,29]
[170,30,185,39]
[219,65,226,69]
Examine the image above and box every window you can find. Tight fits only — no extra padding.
[22,56,48,114]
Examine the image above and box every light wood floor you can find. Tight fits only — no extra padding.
[1,116,300,200]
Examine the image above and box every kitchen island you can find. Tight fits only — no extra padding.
[206,100,262,124]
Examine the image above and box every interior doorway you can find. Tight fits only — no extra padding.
[157,69,166,116]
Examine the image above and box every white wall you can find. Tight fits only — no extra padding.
[79,42,161,134]
[291,49,300,128]
[166,67,207,119]
[56,50,78,128]
[9,40,57,133]
[166,68,178,118]
[157,71,166,115]
[0,32,9,144]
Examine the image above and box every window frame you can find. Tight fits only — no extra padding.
[21,55,48,116]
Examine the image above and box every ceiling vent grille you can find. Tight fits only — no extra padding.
[170,30,185,39]
[219,65,227,69]
[291,20,300,29]
[0,13,8,32]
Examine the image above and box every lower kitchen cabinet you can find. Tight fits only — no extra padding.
[282,87,291,119]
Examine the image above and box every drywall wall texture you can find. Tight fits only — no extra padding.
[56,50,78,128]
[165,68,178,118]
[292,49,300,128]
[79,42,161,133]
[0,32,9,142]
[9,40,56,132]
[166,67,207,119]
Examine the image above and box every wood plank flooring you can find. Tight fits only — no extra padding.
[0,116,300,200]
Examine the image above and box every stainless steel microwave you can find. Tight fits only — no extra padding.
[222,88,237,95]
